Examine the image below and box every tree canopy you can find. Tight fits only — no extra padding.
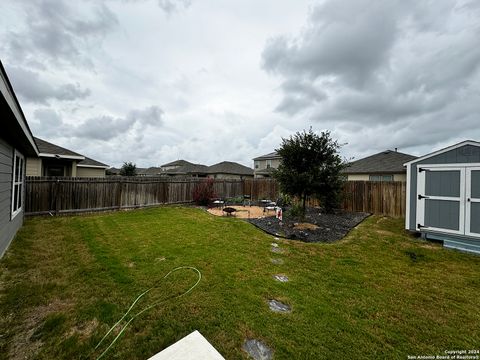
[273,129,345,213]
[120,162,137,176]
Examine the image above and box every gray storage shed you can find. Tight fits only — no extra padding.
[0,61,39,257]
[405,140,480,254]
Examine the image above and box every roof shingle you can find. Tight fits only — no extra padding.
[343,150,417,174]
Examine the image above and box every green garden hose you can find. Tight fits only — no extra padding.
[93,266,202,359]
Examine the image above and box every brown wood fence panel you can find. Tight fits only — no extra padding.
[25,177,405,217]
[342,181,406,217]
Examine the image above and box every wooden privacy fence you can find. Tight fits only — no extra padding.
[342,181,406,217]
[25,177,406,217]
[24,177,279,216]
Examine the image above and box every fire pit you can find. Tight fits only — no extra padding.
[222,207,237,216]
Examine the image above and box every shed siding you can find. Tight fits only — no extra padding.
[0,137,24,257]
[408,144,480,230]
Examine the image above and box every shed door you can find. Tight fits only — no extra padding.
[416,167,465,235]
[466,167,480,237]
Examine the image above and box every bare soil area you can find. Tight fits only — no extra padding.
[207,205,275,219]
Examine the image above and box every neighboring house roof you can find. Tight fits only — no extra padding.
[161,159,195,167]
[343,150,417,174]
[34,137,109,167]
[207,161,254,176]
[253,151,282,161]
[77,156,109,168]
[166,163,209,175]
[144,167,163,176]
[34,137,84,159]
[1,61,38,156]
[107,167,121,175]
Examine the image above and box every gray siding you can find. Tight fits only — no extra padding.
[0,137,23,257]
[408,144,480,230]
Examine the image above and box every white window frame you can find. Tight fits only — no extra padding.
[11,149,24,219]
[266,159,272,168]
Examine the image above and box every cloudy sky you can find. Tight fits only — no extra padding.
[1,0,479,168]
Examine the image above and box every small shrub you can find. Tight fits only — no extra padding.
[193,179,217,206]
[287,203,304,218]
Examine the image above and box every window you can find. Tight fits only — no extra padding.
[369,174,393,182]
[11,150,24,218]
[266,159,272,168]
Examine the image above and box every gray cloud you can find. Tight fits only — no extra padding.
[73,106,164,140]
[4,0,118,67]
[7,66,91,104]
[157,0,192,14]
[263,0,480,151]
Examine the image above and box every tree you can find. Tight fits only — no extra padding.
[273,129,345,214]
[120,162,137,176]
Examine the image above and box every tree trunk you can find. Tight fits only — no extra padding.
[302,193,307,214]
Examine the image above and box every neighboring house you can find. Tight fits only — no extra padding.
[343,150,417,182]
[253,151,282,178]
[160,159,195,172]
[106,167,120,176]
[164,163,210,177]
[1,61,39,257]
[207,161,254,180]
[405,140,480,254]
[26,137,109,177]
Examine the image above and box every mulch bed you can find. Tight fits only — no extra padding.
[248,207,370,243]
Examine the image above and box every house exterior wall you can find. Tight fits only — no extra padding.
[207,173,253,180]
[26,157,42,176]
[346,174,369,181]
[254,158,281,171]
[407,144,480,231]
[77,167,106,178]
[0,137,24,257]
[346,173,406,181]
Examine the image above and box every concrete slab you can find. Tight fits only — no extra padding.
[148,330,225,360]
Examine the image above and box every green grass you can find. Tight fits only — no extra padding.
[1,207,479,359]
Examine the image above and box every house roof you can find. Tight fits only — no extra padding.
[253,151,282,161]
[34,137,109,168]
[144,167,163,176]
[34,137,84,158]
[161,159,195,167]
[207,161,254,176]
[343,150,417,174]
[166,163,209,175]
[1,61,38,156]
[77,156,109,168]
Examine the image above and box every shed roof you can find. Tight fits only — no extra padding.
[343,150,417,174]
[208,161,253,176]
[253,151,282,161]
[403,140,480,166]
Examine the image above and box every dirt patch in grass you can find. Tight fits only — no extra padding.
[207,205,273,219]
[249,207,370,242]
[67,318,99,340]
[9,299,73,360]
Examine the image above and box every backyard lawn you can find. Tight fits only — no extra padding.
[1,206,479,359]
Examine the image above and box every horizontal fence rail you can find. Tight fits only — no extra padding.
[25,177,406,217]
